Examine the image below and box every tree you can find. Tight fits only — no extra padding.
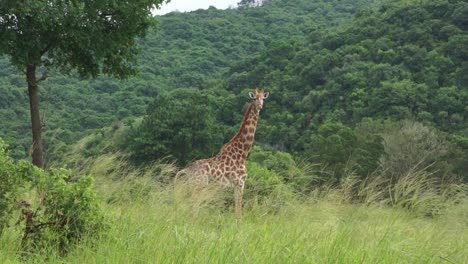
[124,89,224,165]
[305,122,357,180]
[237,0,264,8]
[379,120,448,178]
[0,0,168,167]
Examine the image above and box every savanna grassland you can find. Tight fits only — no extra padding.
[1,176,467,263]
[1,149,467,263]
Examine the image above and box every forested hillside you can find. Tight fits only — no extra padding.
[0,0,374,162]
[0,0,467,181]
[219,0,468,179]
[124,0,468,181]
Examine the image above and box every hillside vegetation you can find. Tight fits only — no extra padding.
[0,0,375,162]
[222,0,468,178]
[120,0,468,183]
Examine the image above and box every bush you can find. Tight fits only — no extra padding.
[379,120,448,178]
[0,139,31,232]
[0,138,106,256]
[248,146,321,193]
[244,161,296,209]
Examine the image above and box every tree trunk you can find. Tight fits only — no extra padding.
[26,65,44,168]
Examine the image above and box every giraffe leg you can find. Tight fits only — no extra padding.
[190,180,206,221]
[234,175,246,219]
[234,185,243,219]
[191,187,200,221]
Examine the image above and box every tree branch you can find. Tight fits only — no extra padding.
[38,71,48,82]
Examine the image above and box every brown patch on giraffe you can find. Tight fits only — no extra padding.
[244,143,251,151]
[249,127,255,133]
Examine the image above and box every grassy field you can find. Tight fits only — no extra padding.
[1,176,467,264]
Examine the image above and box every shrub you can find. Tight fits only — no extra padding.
[248,146,321,193]
[0,139,31,232]
[379,120,448,178]
[0,138,106,256]
[244,161,296,209]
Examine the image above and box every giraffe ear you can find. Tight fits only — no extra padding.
[263,92,269,99]
[249,92,256,99]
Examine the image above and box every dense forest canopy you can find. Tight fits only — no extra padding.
[0,0,467,181]
[220,0,468,179]
[0,0,375,161]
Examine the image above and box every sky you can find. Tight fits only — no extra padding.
[154,0,240,15]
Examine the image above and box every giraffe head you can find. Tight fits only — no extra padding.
[249,88,269,112]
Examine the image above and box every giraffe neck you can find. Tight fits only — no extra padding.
[219,102,259,162]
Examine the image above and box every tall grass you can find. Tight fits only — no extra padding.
[1,167,467,263]
[2,152,467,263]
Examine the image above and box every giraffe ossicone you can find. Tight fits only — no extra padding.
[176,88,269,218]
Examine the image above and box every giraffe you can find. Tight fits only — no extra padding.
[176,88,269,218]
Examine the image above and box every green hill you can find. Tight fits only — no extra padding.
[0,0,466,180]
[221,0,468,178]
[0,0,376,163]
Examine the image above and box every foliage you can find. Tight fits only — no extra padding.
[1,0,468,182]
[227,0,467,139]
[0,0,376,163]
[379,120,449,177]
[248,146,321,191]
[0,0,168,166]
[244,161,284,196]
[22,168,106,255]
[0,0,167,77]
[124,89,224,165]
[224,0,468,180]
[306,122,357,178]
[0,139,32,232]
[0,138,105,255]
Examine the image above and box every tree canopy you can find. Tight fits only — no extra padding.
[0,0,167,166]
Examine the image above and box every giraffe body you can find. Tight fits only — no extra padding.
[176,88,268,217]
